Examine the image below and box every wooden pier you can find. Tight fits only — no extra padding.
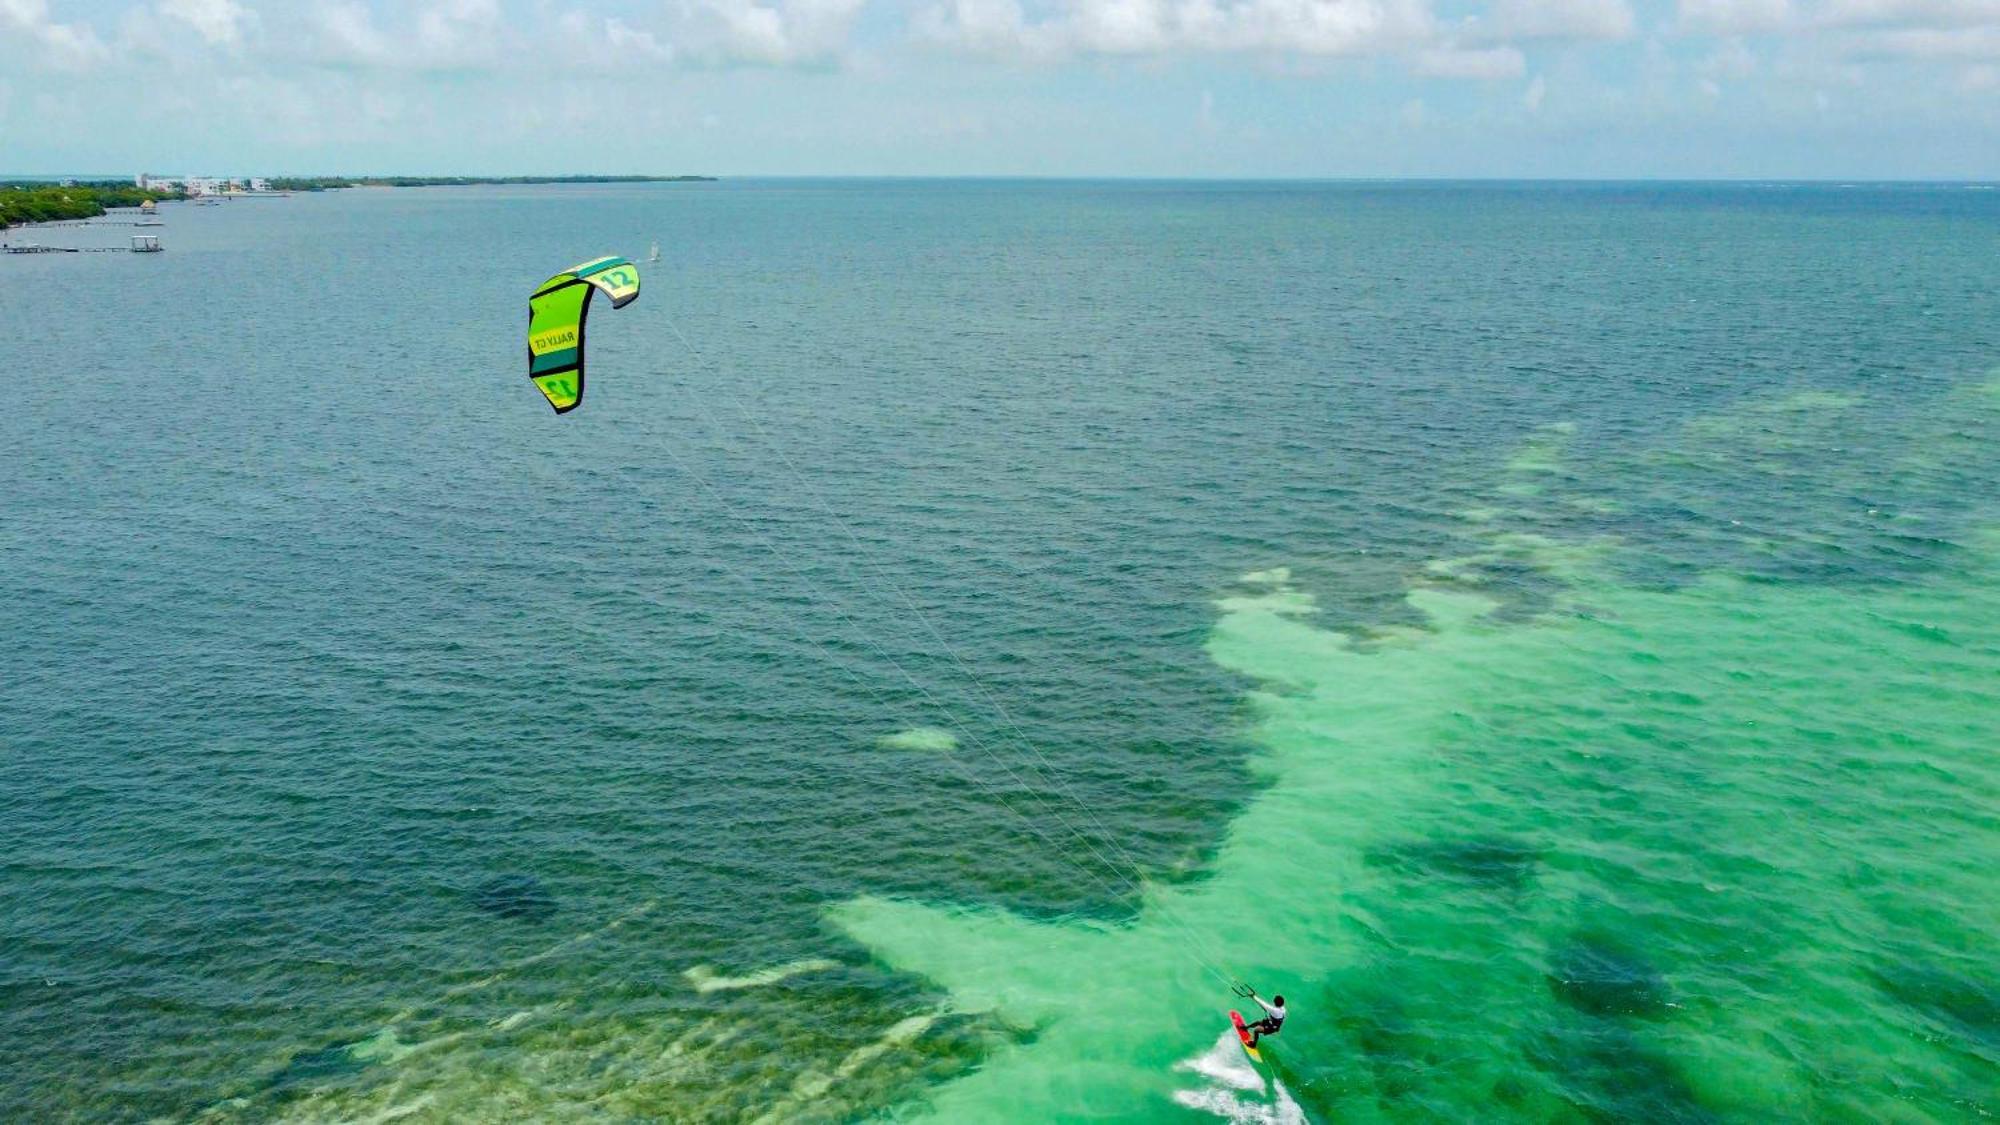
[3,243,158,254]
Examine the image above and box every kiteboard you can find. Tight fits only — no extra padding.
[1230,1010,1262,1063]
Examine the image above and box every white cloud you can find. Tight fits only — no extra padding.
[1488,0,1633,40]
[0,0,110,68]
[1816,0,2000,29]
[907,0,2000,62]
[1414,43,1525,76]
[917,0,1436,57]
[913,0,1040,54]
[690,0,865,64]
[1,0,45,27]
[1846,23,2000,55]
[1677,0,1792,35]
[1821,0,2000,66]
[1067,0,1177,52]
[546,10,675,64]
[0,0,857,79]
[159,0,250,45]
[301,0,510,70]
[415,0,500,59]
[1674,0,2000,80]
[310,2,393,64]
[1678,0,2000,41]
[604,16,670,58]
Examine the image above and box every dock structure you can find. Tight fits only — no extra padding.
[2,241,159,254]
[2,218,169,254]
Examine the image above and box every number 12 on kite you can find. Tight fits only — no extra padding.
[526,255,641,413]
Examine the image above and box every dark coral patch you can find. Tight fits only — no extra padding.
[1367,835,1545,889]
[1873,965,2000,1051]
[1547,938,1671,1018]
[1530,1023,1717,1124]
[472,874,556,922]
[265,1040,368,1092]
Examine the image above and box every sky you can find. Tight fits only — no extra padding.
[1,0,1996,177]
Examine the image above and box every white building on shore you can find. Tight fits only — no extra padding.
[134,174,277,195]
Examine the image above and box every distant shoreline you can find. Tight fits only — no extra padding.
[271,175,716,191]
[3,175,718,237]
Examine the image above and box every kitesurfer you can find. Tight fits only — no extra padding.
[1245,989,1286,1046]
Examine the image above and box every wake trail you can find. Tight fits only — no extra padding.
[1171,1031,1310,1125]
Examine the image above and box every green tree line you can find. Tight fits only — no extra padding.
[1,181,185,229]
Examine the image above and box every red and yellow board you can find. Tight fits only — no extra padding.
[1230,1010,1262,1063]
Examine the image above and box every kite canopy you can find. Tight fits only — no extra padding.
[527,255,642,413]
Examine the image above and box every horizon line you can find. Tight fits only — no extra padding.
[7,173,2000,186]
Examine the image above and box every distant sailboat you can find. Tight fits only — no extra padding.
[647,240,660,263]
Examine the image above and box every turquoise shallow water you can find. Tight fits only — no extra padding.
[2,181,1996,1122]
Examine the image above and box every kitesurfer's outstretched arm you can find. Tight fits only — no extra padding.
[1246,991,1287,1045]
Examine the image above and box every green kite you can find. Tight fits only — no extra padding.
[527,255,642,413]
